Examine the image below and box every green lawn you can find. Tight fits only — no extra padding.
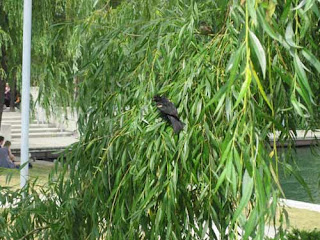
[281,207,320,230]
[0,161,55,189]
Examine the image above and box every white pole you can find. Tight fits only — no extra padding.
[20,0,32,189]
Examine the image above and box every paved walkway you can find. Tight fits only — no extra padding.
[11,136,78,150]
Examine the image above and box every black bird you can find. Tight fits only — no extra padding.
[153,95,184,134]
[199,21,213,35]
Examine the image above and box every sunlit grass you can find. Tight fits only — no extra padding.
[281,207,320,230]
[0,161,55,190]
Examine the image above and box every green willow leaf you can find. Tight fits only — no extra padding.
[302,49,320,73]
[232,170,254,224]
[257,8,290,49]
[293,53,313,98]
[248,0,257,24]
[257,8,279,41]
[285,21,301,48]
[249,31,266,78]
[250,63,272,110]
[217,139,233,172]
[214,168,227,193]
[233,68,251,109]
[291,95,306,117]
[312,3,320,18]
[280,0,293,22]
[243,208,258,239]
[292,0,307,10]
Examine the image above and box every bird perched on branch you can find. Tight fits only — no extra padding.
[153,95,184,134]
[199,21,213,35]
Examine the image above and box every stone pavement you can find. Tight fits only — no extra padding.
[11,136,78,150]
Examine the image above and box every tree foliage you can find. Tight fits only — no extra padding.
[0,0,53,118]
[1,0,320,239]
[0,1,22,120]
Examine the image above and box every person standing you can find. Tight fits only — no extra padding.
[4,83,11,107]
[5,83,10,95]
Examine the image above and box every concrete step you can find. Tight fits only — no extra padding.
[3,120,53,125]
[2,111,21,116]
[2,116,22,121]
[11,123,56,129]
[2,119,33,124]
[11,128,61,134]
[11,131,74,139]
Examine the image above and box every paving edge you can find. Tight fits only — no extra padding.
[280,198,320,213]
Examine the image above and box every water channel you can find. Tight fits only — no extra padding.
[279,147,320,204]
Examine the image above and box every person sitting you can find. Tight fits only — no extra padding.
[4,141,16,161]
[4,141,33,168]
[0,137,16,169]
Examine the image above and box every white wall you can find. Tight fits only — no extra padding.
[0,124,11,142]
[31,87,78,133]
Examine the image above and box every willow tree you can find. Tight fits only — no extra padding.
[1,0,320,239]
[0,1,56,122]
[0,1,22,124]
[0,0,90,122]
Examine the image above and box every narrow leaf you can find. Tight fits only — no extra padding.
[248,0,257,24]
[285,22,301,48]
[304,0,315,12]
[233,68,251,109]
[302,49,320,73]
[280,0,293,22]
[250,63,273,110]
[232,170,254,224]
[292,0,307,10]
[294,53,313,97]
[249,31,267,78]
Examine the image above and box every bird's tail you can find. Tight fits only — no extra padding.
[168,116,184,134]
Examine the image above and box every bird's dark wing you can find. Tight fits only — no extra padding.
[154,96,179,118]
[156,102,178,118]
[154,95,184,134]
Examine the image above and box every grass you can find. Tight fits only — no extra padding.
[0,161,55,189]
[281,207,320,230]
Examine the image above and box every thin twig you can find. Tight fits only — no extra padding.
[19,226,50,240]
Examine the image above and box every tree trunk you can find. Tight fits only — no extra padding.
[0,6,9,128]
[0,80,4,128]
[0,46,8,128]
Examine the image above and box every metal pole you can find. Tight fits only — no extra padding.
[20,0,32,189]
